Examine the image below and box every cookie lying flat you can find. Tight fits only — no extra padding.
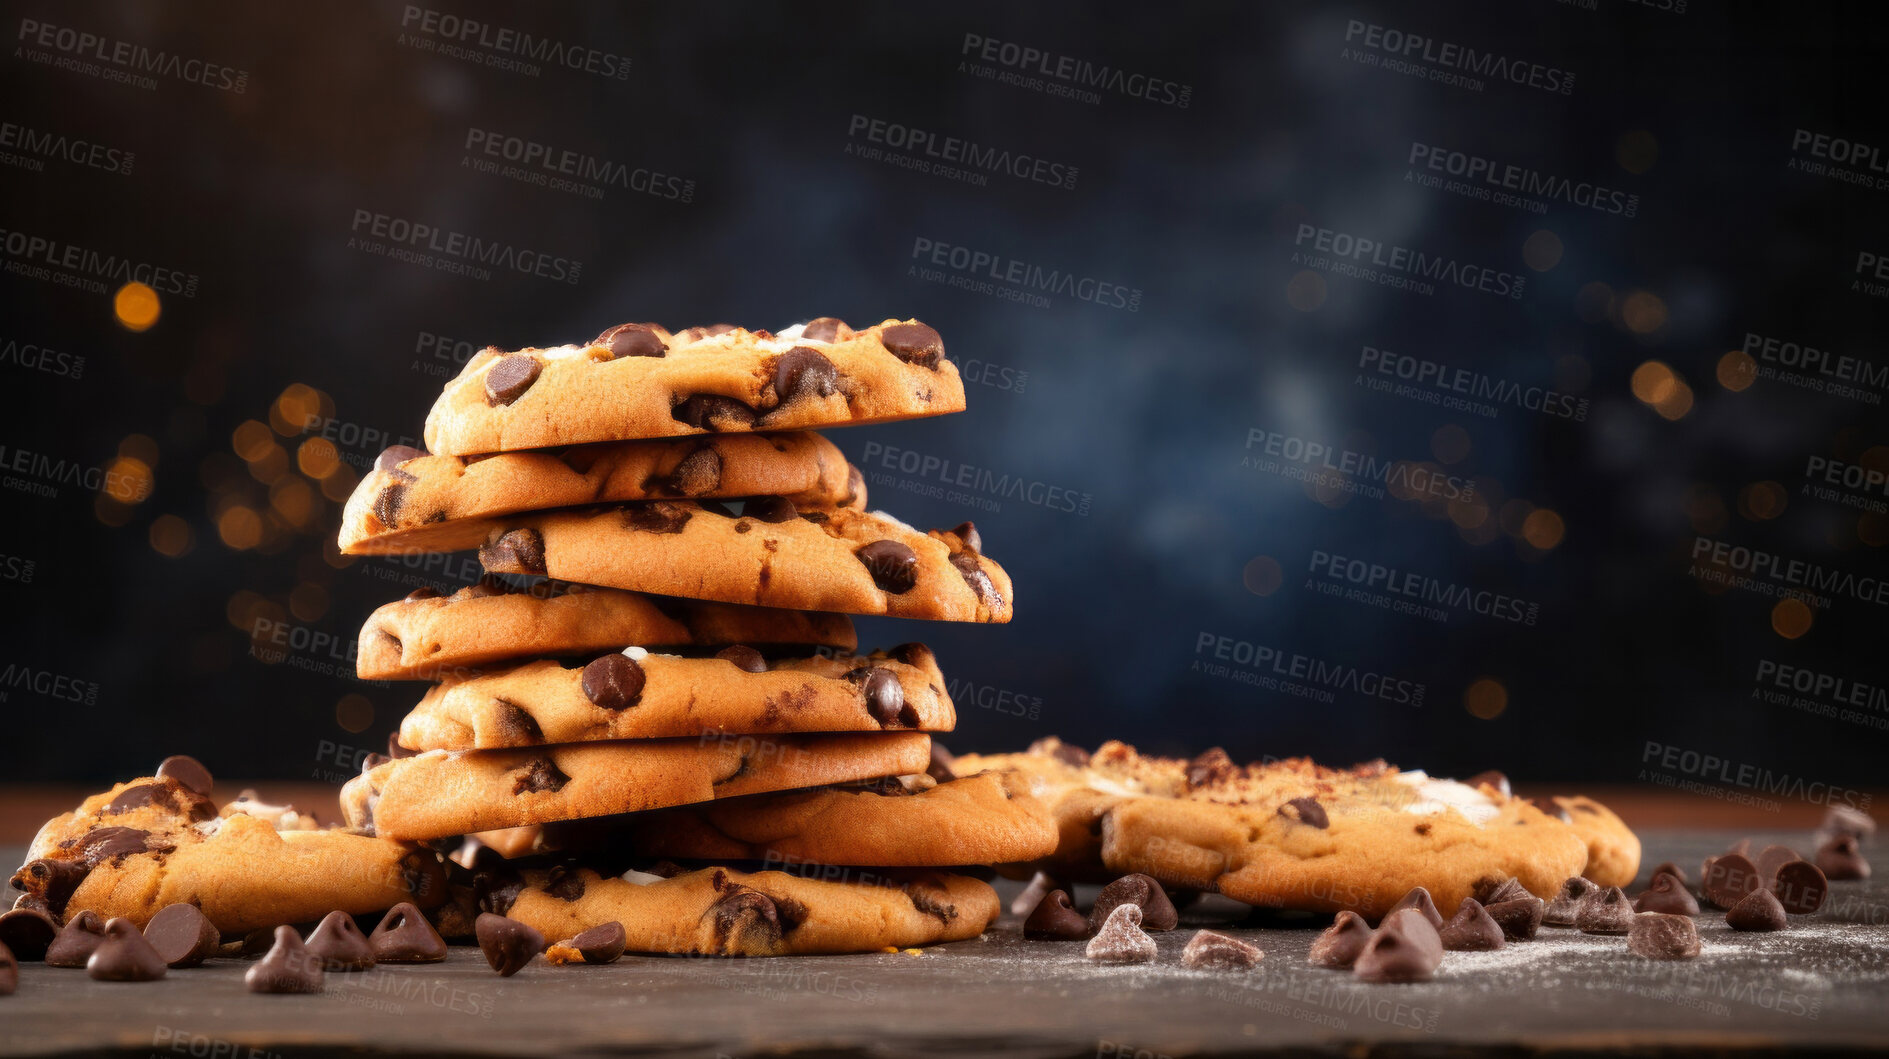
[340,432,865,555]
[424,318,964,456]
[11,771,443,933]
[396,644,955,751]
[479,504,1010,623]
[341,731,932,841]
[357,577,855,682]
[1547,795,1641,888]
[492,864,997,956]
[613,771,1057,866]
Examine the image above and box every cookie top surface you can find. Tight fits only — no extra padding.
[423,318,964,455]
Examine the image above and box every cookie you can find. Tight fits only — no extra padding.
[340,432,866,555]
[10,771,444,934]
[423,318,964,456]
[611,771,1057,866]
[357,577,855,682]
[1549,795,1642,889]
[395,644,955,751]
[492,864,996,956]
[479,504,1010,622]
[341,731,932,840]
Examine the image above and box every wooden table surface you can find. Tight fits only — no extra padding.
[3,829,1886,1058]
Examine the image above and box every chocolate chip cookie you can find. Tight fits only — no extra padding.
[340,731,932,841]
[340,432,866,555]
[1546,795,1642,889]
[423,318,964,456]
[395,644,955,751]
[478,504,1009,622]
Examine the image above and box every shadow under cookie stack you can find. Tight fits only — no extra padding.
[334,316,1050,958]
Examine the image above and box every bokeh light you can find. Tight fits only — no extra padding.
[1464,678,1508,720]
[112,281,161,332]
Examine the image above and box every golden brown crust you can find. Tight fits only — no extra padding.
[1553,795,1641,888]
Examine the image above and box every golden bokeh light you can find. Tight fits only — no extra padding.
[1620,291,1668,335]
[296,437,342,479]
[231,420,275,461]
[217,505,264,550]
[1522,508,1566,550]
[335,694,375,734]
[1630,361,1676,403]
[1285,270,1327,312]
[113,281,161,332]
[271,384,328,436]
[1448,498,1490,529]
[1771,598,1813,639]
[101,456,152,503]
[149,514,193,558]
[319,463,357,502]
[1654,381,1694,420]
[289,581,330,622]
[118,434,160,467]
[1716,351,1757,392]
[270,477,317,528]
[1464,678,1509,720]
[1738,481,1788,521]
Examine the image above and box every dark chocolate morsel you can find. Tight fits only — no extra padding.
[716,645,767,673]
[304,911,375,971]
[581,653,646,710]
[773,346,838,402]
[0,907,58,961]
[570,922,627,964]
[510,757,571,795]
[1576,886,1635,934]
[668,446,722,496]
[1725,888,1788,932]
[45,909,107,967]
[860,668,905,724]
[480,528,547,575]
[856,539,919,593]
[1701,853,1761,910]
[1648,861,1688,885]
[1353,909,1443,983]
[1628,911,1702,959]
[1819,805,1876,842]
[1181,929,1262,970]
[597,322,666,359]
[1633,871,1700,916]
[1754,844,1802,883]
[154,755,214,796]
[1484,897,1544,940]
[1279,796,1328,829]
[1383,887,1443,930]
[142,903,220,968]
[86,917,168,981]
[1482,877,1534,904]
[672,394,758,431]
[927,742,958,784]
[1543,876,1599,926]
[799,317,847,342]
[1048,741,1090,767]
[483,354,542,406]
[1439,898,1505,951]
[1023,889,1089,940]
[1308,910,1373,968]
[951,521,982,554]
[743,495,797,524]
[879,322,945,368]
[624,501,694,534]
[375,445,426,473]
[245,926,324,993]
[475,913,545,977]
[1089,873,1179,933]
[368,902,447,963]
[1772,860,1828,914]
[1816,834,1870,880]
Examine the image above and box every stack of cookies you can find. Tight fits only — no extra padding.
[333,317,1056,956]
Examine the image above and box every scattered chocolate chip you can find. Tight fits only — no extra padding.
[368,902,447,963]
[1308,910,1374,968]
[475,913,545,977]
[245,926,324,993]
[492,700,543,745]
[1754,844,1802,883]
[1354,909,1444,983]
[950,520,982,554]
[142,903,219,968]
[0,941,15,995]
[1725,888,1788,932]
[856,539,918,593]
[1772,860,1828,914]
[154,755,214,797]
[1577,887,1635,934]
[511,757,570,796]
[1023,889,1088,940]
[1819,805,1875,843]
[1629,911,1702,959]
[44,910,106,967]
[716,645,767,673]
[927,742,958,785]
[480,528,546,575]
[672,394,758,431]
[744,496,797,524]
[1633,871,1699,916]
[1084,904,1155,963]
[581,654,645,710]
[0,907,57,960]
[1181,929,1261,970]
[1701,853,1761,910]
[483,355,542,406]
[1648,861,1688,885]
[800,317,847,342]
[1089,874,1179,933]
[597,322,666,359]
[1816,834,1870,880]
[710,889,783,947]
[1383,887,1443,930]
[1543,876,1599,927]
[304,911,375,971]
[1439,898,1505,951]
[86,917,167,981]
[375,445,426,473]
[879,322,944,369]
[1485,897,1544,941]
[1464,770,1511,797]
[1010,871,1059,917]
[1279,796,1328,829]
[773,347,838,402]
[1481,877,1534,904]
[568,922,627,964]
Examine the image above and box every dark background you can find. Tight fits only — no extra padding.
[1,1,1884,792]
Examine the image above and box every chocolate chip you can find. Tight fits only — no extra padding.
[800,317,847,342]
[245,925,324,993]
[582,654,645,710]
[1701,853,1761,910]
[1089,874,1179,933]
[375,445,426,473]
[142,903,220,968]
[11,859,86,917]
[1024,889,1090,941]
[668,446,722,496]
[1084,904,1155,963]
[773,346,838,403]
[927,742,958,784]
[1383,887,1443,930]
[153,755,213,797]
[1633,871,1699,916]
[480,528,546,575]
[361,752,392,772]
[1048,741,1089,768]
[1576,886,1634,934]
[623,501,694,534]
[106,783,165,813]
[1279,796,1328,829]
[1816,834,1870,880]
[597,322,666,359]
[483,354,542,406]
[304,911,375,971]
[1772,860,1828,914]
[404,587,440,602]
[1629,912,1702,959]
[1648,861,1688,885]
[545,866,586,902]
[476,913,544,977]
[1819,805,1875,842]
[1309,910,1373,968]
[1754,844,1802,883]
[511,757,570,795]
[1543,876,1599,927]
[1183,747,1233,788]
[569,922,627,964]
[949,551,996,604]
[879,321,945,369]
[372,482,407,527]
[710,889,783,948]
[368,902,447,963]
[1465,770,1511,798]
[1481,877,1534,904]
[1353,909,1443,983]
[852,668,904,724]
[951,520,982,554]
[744,496,797,523]
[672,394,758,431]
[682,323,738,341]
[0,907,57,961]
[86,917,167,981]
[1181,929,1261,970]
[1485,897,1544,940]
[716,645,767,673]
[493,699,544,745]
[1725,888,1788,932]
[1439,898,1505,951]
[856,539,918,593]
[44,909,106,967]
[1525,797,1572,823]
